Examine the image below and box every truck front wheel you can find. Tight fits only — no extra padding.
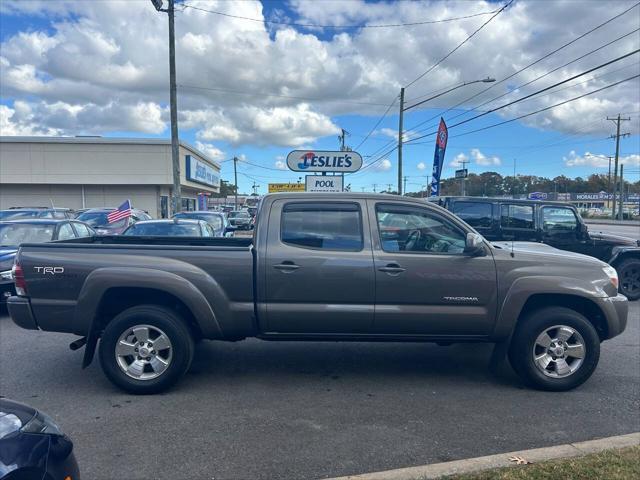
[617,258,640,301]
[98,305,194,394]
[508,307,600,391]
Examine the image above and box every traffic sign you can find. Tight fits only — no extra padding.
[455,169,468,179]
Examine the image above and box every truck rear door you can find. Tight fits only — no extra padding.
[263,199,375,334]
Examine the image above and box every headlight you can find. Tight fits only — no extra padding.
[603,265,618,290]
[0,270,11,281]
[20,411,64,436]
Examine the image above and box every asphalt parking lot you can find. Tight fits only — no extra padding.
[0,303,638,480]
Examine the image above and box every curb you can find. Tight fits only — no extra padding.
[327,432,640,480]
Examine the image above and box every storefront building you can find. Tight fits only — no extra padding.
[0,137,220,217]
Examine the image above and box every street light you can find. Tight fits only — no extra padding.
[584,153,614,196]
[397,77,495,195]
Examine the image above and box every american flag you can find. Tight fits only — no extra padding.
[107,200,132,223]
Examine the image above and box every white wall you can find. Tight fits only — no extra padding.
[0,184,160,216]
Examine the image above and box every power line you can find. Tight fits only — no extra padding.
[354,96,398,151]
[405,2,640,133]
[404,0,513,89]
[447,75,639,140]
[181,3,501,29]
[405,50,640,144]
[445,27,640,125]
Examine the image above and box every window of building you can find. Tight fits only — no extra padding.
[281,203,363,251]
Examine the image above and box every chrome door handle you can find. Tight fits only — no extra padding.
[273,262,300,272]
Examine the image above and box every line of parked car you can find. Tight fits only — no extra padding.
[0,205,256,303]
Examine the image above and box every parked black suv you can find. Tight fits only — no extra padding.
[432,197,640,300]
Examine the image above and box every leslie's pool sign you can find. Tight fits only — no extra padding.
[306,175,343,192]
[286,150,363,173]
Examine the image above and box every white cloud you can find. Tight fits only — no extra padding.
[275,160,287,170]
[0,0,638,142]
[470,148,501,166]
[564,150,640,168]
[194,141,225,161]
[374,158,393,171]
[416,162,426,171]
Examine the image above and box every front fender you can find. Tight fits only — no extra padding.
[78,267,227,367]
[609,245,640,265]
[492,275,611,340]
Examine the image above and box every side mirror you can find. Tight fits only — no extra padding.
[464,232,486,256]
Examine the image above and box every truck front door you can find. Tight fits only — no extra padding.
[370,201,498,336]
[263,199,375,334]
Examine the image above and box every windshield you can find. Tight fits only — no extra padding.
[76,212,126,229]
[175,213,223,230]
[124,223,202,236]
[229,211,249,219]
[0,224,55,246]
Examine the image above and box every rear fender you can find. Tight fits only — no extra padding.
[78,267,226,367]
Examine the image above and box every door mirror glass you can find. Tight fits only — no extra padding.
[464,232,485,256]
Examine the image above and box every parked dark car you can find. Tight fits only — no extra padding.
[0,399,80,480]
[123,219,215,237]
[227,210,252,230]
[0,219,95,303]
[6,193,627,394]
[432,196,640,300]
[0,208,75,220]
[172,211,232,237]
[76,208,152,235]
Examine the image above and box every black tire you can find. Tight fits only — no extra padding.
[617,258,640,301]
[508,307,600,391]
[98,305,194,394]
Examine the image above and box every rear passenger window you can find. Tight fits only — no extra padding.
[281,203,363,251]
[451,202,492,228]
[501,204,534,229]
[57,223,76,240]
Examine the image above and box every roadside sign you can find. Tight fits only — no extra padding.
[455,168,468,179]
[528,192,548,200]
[305,175,343,192]
[286,150,363,173]
[268,183,305,193]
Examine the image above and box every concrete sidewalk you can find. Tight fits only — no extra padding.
[329,432,640,480]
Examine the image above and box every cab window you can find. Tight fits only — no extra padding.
[501,204,534,230]
[281,203,363,251]
[542,207,578,232]
[451,201,492,228]
[57,223,76,240]
[376,205,466,254]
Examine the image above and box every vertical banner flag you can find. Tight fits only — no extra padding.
[430,118,448,196]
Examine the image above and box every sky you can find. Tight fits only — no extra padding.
[1,0,639,195]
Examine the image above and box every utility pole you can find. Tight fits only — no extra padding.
[397,87,405,195]
[422,175,430,198]
[403,176,408,196]
[251,181,259,196]
[372,183,378,193]
[387,183,393,193]
[607,114,630,219]
[619,164,624,220]
[233,156,238,210]
[151,0,181,214]
[338,128,349,190]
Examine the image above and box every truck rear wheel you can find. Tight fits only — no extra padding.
[98,305,194,394]
[508,307,600,391]
[617,258,640,301]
